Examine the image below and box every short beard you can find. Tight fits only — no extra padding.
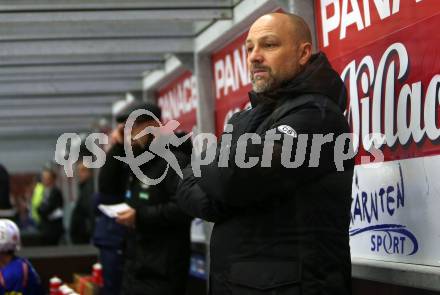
[252,75,276,93]
[250,65,276,93]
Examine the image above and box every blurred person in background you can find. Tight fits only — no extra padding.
[70,161,94,244]
[0,164,15,219]
[0,219,43,295]
[37,167,64,245]
[93,123,130,295]
[30,176,44,226]
[111,101,192,295]
[14,195,33,230]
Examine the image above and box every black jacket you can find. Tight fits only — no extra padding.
[0,164,12,210]
[177,53,354,295]
[108,138,193,295]
[38,186,64,245]
[70,178,94,244]
[94,143,129,250]
[98,143,130,203]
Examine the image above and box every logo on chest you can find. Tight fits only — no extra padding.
[277,125,297,137]
[139,181,150,200]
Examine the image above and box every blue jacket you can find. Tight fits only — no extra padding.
[0,257,43,295]
[92,192,127,249]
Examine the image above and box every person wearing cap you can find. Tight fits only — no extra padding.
[0,219,43,295]
[96,101,193,295]
[93,122,130,295]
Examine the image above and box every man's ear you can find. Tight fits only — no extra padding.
[298,42,312,66]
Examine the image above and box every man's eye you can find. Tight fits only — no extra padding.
[265,43,276,48]
[246,47,253,53]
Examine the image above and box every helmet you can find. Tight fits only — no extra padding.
[0,219,21,252]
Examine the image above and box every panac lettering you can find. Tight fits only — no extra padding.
[214,44,250,99]
[320,0,426,47]
[157,75,198,122]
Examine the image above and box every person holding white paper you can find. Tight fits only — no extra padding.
[101,101,193,295]
[93,123,129,295]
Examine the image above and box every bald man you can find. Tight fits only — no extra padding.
[178,13,354,295]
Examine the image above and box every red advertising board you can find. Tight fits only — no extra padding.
[316,0,440,264]
[156,70,197,133]
[211,31,252,136]
[315,0,440,162]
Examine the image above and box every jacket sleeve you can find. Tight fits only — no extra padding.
[135,152,194,229]
[175,112,245,222]
[38,188,63,219]
[98,143,129,202]
[197,105,346,208]
[79,181,95,235]
[176,165,235,223]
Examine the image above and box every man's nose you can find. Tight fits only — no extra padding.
[248,47,263,64]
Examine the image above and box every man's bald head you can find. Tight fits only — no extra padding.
[281,13,312,44]
[252,13,312,45]
[246,12,313,93]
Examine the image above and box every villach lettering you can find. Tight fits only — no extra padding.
[343,42,440,153]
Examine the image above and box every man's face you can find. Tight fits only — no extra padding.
[130,119,159,147]
[246,14,302,93]
[41,171,55,187]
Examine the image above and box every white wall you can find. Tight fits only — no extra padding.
[0,137,58,173]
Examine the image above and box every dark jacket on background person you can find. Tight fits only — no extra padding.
[118,137,193,295]
[177,53,354,295]
[70,178,94,244]
[93,143,130,295]
[0,164,13,217]
[37,186,64,245]
[98,144,130,205]
[94,143,129,249]
[0,165,11,207]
